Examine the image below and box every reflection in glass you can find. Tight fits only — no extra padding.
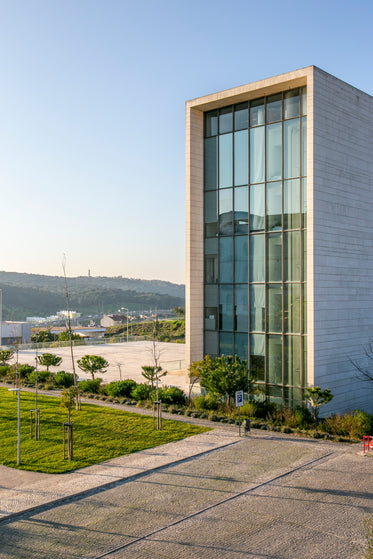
[219,332,233,356]
[267,233,282,282]
[204,137,218,190]
[266,181,282,231]
[204,238,218,284]
[284,90,300,119]
[234,102,248,130]
[267,284,282,332]
[219,188,233,235]
[250,98,264,126]
[235,285,248,331]
[204,190,218,237]
[284,231,300,281]
[302,231,307,282]
[235,236,248,283]
[205,284,218,307]
[266,93,282,123]
[219,237,233,283]
[205,331,218,357]
[266,123,282,181]
[284,336,300,386]
[205,307,217,330]
[250,235,265,282]
[219,285,233,331]
[284,179,300,230]
[205,110,218,137]
[250,126,265,183]
[302,283,307,334]
[219,134,233,188]
[219,106,233,134]
[250,333,265,381]
[250,184,264,231]
[301,87,307,116]
[284,119,300,179]
[235,333,248,360]
[234,130,248,186]
[301,117,307,176]
[302,178,307,228]
[284,284,300,333]
[267,335,282,384]
[250,284,265,331]
[234,186,248,234]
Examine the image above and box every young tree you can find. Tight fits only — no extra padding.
[141,365,167,389]
[199,355,252,408]
[77,355,109,380]
[0,349,14,366]
[37,353,62,372]
[60,386,77,423]
[304,386,333,423]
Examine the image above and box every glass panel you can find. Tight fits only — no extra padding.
[204,190,218,237]
[235,285,248,331]
[302,231,307,282]
[219,188,233,235]
[235,236,248,283]
[301,87,307,116]
[204,137,218,190]
[301,178,307,228]
[250,284,265,332]
[250,333,265,381]
[284,119,300,179]
[284,386,303,408]
[205,331,218,357]
[250,126,265,183]
[234,102,248,130]
[284,179,300,230]
[301,117,307,176]
[267,335,282,384]
[266,93,282,123]
[250,98,264,126]
[284,89,300,119]
[219,237,233,283]
[250,183,264,231]
[266,123,282,181]
[284,231,300,282]
[234,130,248,186]
[302,336,307,384]
[284,336,301,386]
[284,284,300,333]
[235,333,248,360]
[205,110,218,137]
[234,186,248,234]
[250,234,265,282]
[219,332,233,356]
[268,385,283,407]
[204,238,218,284]
[302,283,307,334]
[205,306,217,330]
[219,134,233,188]
[267,284,282,332]
[267,233,282,282]
[219,285,233,331]
[205,284,218,306]
[266,181,282,231]
[219,106,233,134]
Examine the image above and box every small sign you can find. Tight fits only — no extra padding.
[235,390,244,407]
[363,436,373,454]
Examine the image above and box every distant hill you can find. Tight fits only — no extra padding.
[0,272,185,321]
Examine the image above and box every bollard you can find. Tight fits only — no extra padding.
[243,419,251,435]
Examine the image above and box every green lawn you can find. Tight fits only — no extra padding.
[0,387,209,474]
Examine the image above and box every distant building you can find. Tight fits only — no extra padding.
[1,322,32,345]
[100,314,128,327]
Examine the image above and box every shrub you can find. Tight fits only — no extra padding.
[131,383,152,401]
[240,402,257,418]
[106,380,137,398]
[349,410,373,438]
[79,378,102,394]
[294,406,313,428]
[28,370,51,384]
[254,401,277,419]
[18,364,35,379]
[323,410,373,439]
[0,365,10,378]
[153,387,186,406]
[54,371,75,388]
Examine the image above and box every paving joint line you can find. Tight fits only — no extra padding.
[91,450,336,559]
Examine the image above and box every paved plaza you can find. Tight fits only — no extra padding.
[18,341,187,390]
[0,413,371,559]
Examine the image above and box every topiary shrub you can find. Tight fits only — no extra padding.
[131,383,152,401]
[18,364,35,379]
[28,370,51,384]
[158,387,186,406]
[54,371,75,388]
[106,380,138,398]
[79,378,102,394]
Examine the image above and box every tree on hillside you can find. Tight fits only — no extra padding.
[0,349,14,366]
[37,353,62,372]
[173,306,185,318]
[77,355,109,380]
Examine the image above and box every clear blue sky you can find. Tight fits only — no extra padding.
[0,0,372,284]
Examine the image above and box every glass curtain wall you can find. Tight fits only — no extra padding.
[203,88,307,406]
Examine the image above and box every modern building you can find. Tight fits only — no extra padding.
[0,321,32,345]
[186,66,373,414]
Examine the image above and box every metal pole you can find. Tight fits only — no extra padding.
[17,388,21,464]
[239,407,241,437]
